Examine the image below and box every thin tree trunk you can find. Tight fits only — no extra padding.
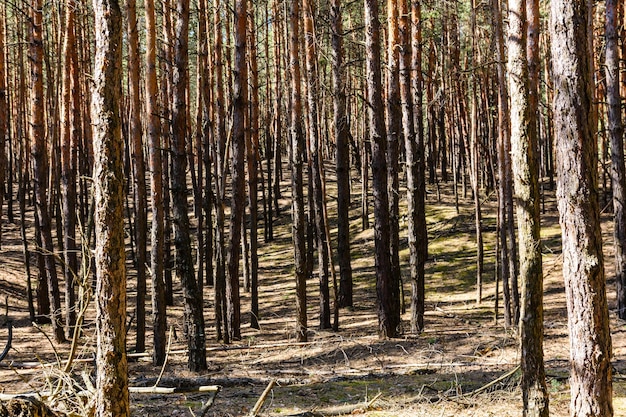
[606,0,626,320]
[227,0,248,342]
[469,0,484,305]
[126,0,148,354]
[508,0,549,414]
[91,0,130,412]
[331,0,353,309]
[289,0,308,343]
[247,1,260,329]
[303,0,331,330]
[365,0,399,339]
[213,0,228,342]
[492,0,513,327]
[145,0,167,366]
[30,0,65,343]
[171,0,207,370]
[0,3,7,248]
[407,0,426,333]
[386,0,402,321]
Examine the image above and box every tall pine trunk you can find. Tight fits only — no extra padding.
[303,0,331,330]
[606,0,626,320]
[126,0,148,354]
[226,0,248,342]
[145,0,167,366]
[290,0,308,343]
[30,0,65,343]
[330,0,353,309]
[171,0,207,370]
[91,0,130,412]
[60,1,79,339]
[551,0,613,415]
[508,0,549,414]
[365,0,399,339]
[247,1,260,329]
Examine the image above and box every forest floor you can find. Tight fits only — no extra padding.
[0,171,626,416]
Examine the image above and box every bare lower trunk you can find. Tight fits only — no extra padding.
[365,0,399,338]
[551,1,613,415]
[91,0,130,412]
[290,0,308,342]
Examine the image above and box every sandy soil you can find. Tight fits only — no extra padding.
[0,180,624,416]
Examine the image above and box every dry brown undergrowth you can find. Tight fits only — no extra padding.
[0,180,625,416]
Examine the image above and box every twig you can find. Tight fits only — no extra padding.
[458,365,520,397]
[366,391,383,408]
[154,325,174,387]
[249,379,275,417]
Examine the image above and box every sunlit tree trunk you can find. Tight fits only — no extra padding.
[386,0,402,317]
[405,0,426,333]
[60,0,79,339]
[508,0,549,415]
[144,0,167,366]
[551,0,613,415]
[91,0,130,412]
[247,0,260,329]
[290,0,308,342]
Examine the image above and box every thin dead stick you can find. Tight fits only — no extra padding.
[366,392,383,408]
[458,365,520,398]
[249,379,275,417]
[154,325,174,387]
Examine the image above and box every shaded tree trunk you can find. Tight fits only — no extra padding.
[226,0,248,342]
[213,0,228,342]
[330,0,353,309]
[0,2,7,248]
[606,0,626,320]
[365,0,399,338]
[303,0,331,330]
[29,0,65,343]
[492,0,513,327]
[171,0,207,370]
[126,0,148,354]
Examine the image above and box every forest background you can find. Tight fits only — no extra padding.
[0,0,625,416]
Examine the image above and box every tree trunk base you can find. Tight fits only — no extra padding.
[0,397,65,417]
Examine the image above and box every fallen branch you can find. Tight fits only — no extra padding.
[285,392,383,417]
[459,365,520,397]
[249,379,275,416]
[129,385,221,394]
[0,384,221,400]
